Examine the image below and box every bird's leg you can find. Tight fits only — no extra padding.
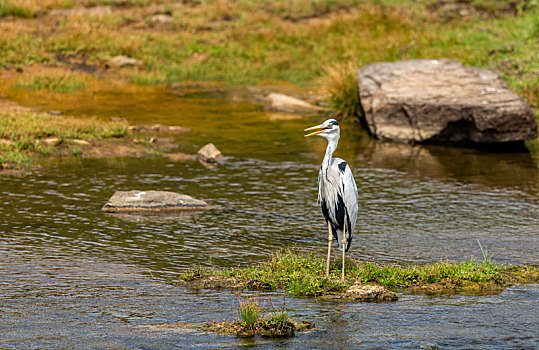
[326,221,333,278]
[341,225,346,282]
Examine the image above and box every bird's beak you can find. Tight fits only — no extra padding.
[304,124,327,137]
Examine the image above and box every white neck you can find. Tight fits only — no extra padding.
[322,137,339,170]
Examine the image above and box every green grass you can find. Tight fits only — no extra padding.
[181,249,538,297]
[0,1,33,18]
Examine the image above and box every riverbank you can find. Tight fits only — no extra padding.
[0,104,173,168]
[0,0,537,117]
[180,249,539,298]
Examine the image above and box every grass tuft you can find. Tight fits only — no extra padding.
[0,1,33,18]
[237,296,261,330]
[322,62,361,121]
[15,71,89,93]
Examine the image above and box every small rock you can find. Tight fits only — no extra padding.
[293,320,315,332]
[265,93,324,114]
[168,126,189,133]
[343,283,398,302]
[49,110,62,115]
[43,137,61,146]
[108,55,143,68]
[165,152,197,162]
[71,139,90,145]
[102,190,212,212]
[150,14,173,24]
[197,143,224,164]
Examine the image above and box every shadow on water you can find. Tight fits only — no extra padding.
[1,82,538,349]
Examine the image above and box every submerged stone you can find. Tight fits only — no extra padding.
[102,190,212,212]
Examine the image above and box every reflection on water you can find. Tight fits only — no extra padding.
[357,140,538,193]
[0,83,538,348]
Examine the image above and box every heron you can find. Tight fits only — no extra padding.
[304,118,358,281]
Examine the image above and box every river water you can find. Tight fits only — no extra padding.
[1,84,538,349]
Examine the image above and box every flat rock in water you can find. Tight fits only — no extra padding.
[102,190,212,212]
[265,93,323,114]
[357,59,538,145]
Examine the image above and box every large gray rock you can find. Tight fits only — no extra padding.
[102,190,212,212]
[357,60,538,145]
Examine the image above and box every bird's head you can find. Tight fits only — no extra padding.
[304,119,340,141]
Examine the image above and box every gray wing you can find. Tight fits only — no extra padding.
[319,158,358,251]
[339,163,358,238]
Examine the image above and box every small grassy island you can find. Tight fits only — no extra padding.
[180,249,539,298]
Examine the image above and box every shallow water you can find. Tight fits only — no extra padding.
[1,83,538,348]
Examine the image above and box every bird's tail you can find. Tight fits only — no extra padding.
[333,227,353,252]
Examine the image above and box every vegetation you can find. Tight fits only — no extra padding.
[0,111,127,166]
[323,63,362,120]
[237,296,261,330]
[0,1,33,19]
[0,0,537,117]
[16,71,89,93]
[199,295,298,337]
[181,249,539,296]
